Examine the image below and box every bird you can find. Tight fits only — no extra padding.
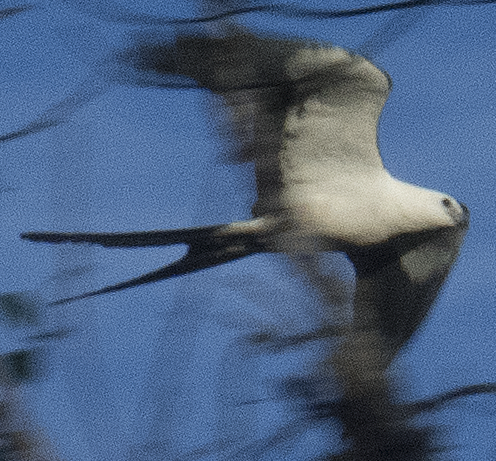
[21,32,469,360]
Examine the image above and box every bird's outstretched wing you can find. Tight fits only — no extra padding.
[21,219,271,305]
[123,32,304,216]
[125,34,390,220]
[344,205,470,361]
[288,205,469,363]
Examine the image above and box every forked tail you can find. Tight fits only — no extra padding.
[21,219,272,305]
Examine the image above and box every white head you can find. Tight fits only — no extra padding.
[383,177,466,238]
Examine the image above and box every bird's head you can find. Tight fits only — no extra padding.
[387,179,469,238]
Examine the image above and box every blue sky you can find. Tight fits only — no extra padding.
[1,1,496,460]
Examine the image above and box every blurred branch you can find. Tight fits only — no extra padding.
[27,328,73,343]
[0,293,39,327]
[161,0,496,24]
[407,383,496,414]
[0,76,109,144]
[0,352,61,461]
[0,349,43,385]
[0,120,57,143]
[283,379,496,419]
[0,5,33,20]
[62,0,496,25]
[247,325,343,351]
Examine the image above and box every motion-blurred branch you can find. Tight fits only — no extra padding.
[0,77,109,144]
[61,0,496,26]
[159,0,496,24]
[0,4,33,20]
[406,382,496,414]
[282,377,496,419]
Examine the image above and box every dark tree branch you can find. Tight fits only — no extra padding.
[406,383,496,414]
[63,0,496,26]
[0,5,33,20]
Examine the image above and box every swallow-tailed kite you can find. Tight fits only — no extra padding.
[22,34,469,359]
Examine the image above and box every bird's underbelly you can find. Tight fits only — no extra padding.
[279,178,401,247]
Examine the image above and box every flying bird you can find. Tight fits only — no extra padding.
[22,33,469,359]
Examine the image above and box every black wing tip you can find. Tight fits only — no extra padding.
[0,4,35,20]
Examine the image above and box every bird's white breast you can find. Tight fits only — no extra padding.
[279,168,459,247]
[280,168,397,245]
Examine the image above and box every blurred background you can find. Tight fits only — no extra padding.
[1,1,496,460]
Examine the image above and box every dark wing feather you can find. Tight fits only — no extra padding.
[350,210,469,362]
[124,33,306,216]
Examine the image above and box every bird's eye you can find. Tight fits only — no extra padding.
[441,198,453,209]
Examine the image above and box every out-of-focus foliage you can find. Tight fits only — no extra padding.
[0,349,43,385]
[0,293,39,327]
